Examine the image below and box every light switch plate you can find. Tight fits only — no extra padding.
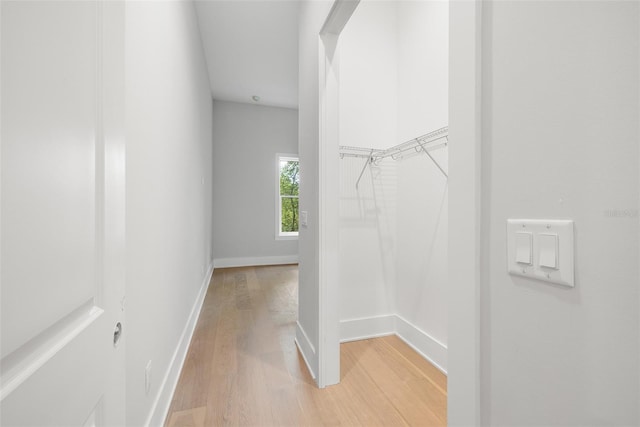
[300,211,308,227]
[507,219,574,287]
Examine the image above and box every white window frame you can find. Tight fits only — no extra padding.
[276,154,299,240]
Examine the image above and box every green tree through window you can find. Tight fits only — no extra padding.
[279,159,299,233]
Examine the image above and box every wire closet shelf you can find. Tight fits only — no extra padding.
[339,126,449,188]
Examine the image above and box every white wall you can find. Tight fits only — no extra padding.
[211,100,298,266]
[481,1,639,424]
[396,0,448,141]
[339,157,397,331]
[338,1,399,338]
[394,0,449,352]
[297,0,335,379]
[125,2,214,425]
[395,150,448,346]
[339,1,397,150]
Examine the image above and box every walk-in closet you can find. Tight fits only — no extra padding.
[337,0,449,372]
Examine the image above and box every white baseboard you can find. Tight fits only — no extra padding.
[339,314,448,375]
[213,255,298,269]
[146,261,214,427]
[340,314,396,343]
[395,315,447,374]
[294,321,316,380]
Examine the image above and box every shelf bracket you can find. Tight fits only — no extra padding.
[416,139,448,179]
[355,150,374,189]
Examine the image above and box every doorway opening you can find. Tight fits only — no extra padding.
[318,0,482,422]
[319,0,448,382]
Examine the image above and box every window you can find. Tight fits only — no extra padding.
[277,155,299,239]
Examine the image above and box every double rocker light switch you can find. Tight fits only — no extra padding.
[507,220,574,287]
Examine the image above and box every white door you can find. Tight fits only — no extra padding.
[1,1,126,426]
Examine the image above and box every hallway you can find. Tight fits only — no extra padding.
[165,265,447,426]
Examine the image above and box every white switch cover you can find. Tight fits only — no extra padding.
[515,232,532,265]
[538,233,558,269]
[507,219,574,287]
[300,211,308,227]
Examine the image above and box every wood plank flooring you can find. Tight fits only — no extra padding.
[165,265,447,426]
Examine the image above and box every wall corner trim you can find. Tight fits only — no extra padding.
[145,261,215,427]
[339,314,396,343]
[394,315,447,374]
[339,315,448,375]
[295,321,317,380]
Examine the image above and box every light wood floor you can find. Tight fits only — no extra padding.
[165,265,447,426]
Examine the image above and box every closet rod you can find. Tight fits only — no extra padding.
[376,127,449,160]
[338,126,449,161]
[379,136,447,160]
[338,126,449,187]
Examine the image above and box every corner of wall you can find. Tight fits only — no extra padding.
[339,314,448,375]
[295,321,317,380]
[394,315,447,374]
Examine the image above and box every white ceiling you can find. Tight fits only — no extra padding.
[195,1,300,110]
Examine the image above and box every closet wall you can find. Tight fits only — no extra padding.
[394,0,449,356]
[338,0,449,370]
[339,1,398,337]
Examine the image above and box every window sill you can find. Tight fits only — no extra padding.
[276,233,299,241]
